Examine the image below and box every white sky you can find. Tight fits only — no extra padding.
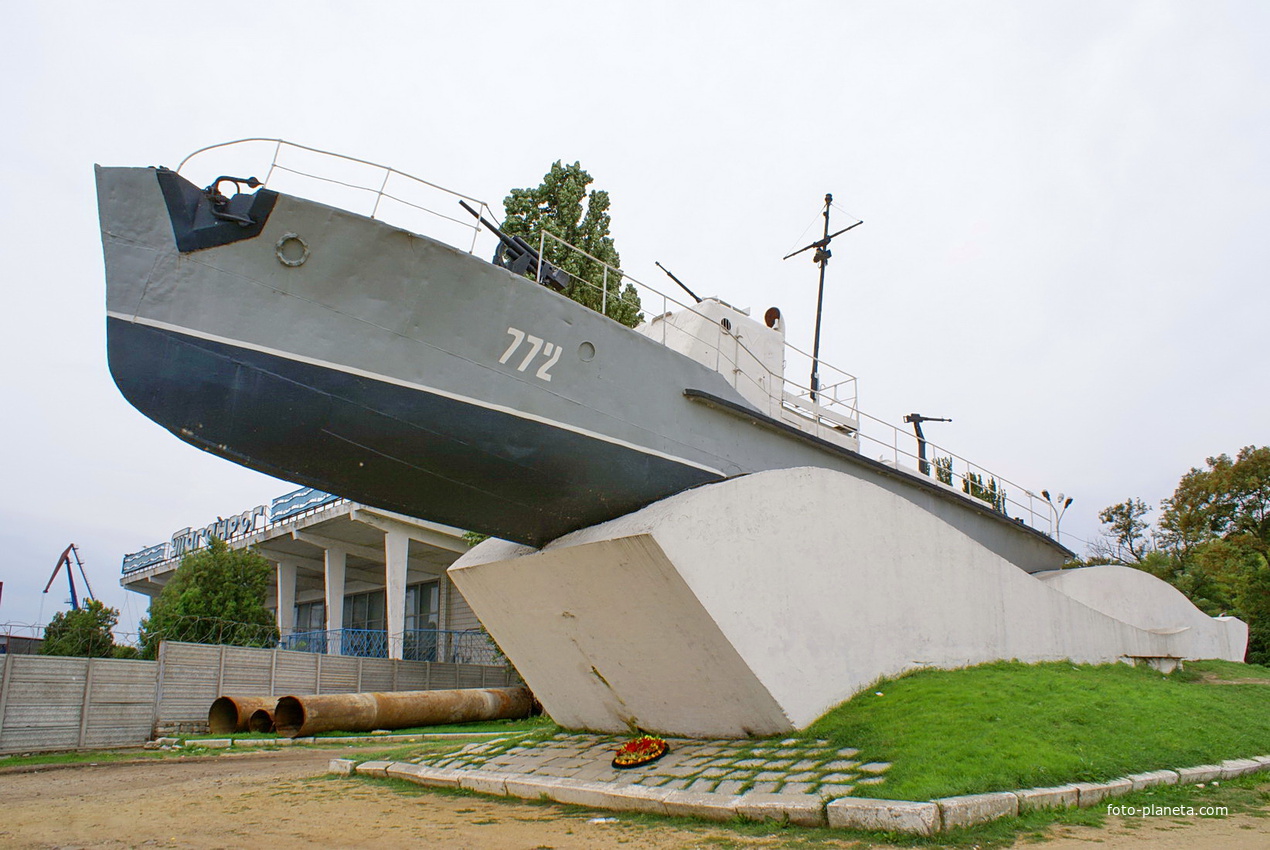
[3,2,1268,634]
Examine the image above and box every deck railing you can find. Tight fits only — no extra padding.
[278,628,502,666]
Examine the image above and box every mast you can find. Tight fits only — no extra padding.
[783,195,862,401]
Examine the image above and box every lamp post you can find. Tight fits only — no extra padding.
[1040,490,1073,545]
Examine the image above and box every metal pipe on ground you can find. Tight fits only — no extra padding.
[273,686,535,738]
[208,696,279,735]
[248,708,275,734]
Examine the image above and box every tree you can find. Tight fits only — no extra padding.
[41,599,119,658]
[1093,498,1154,563]
[138,539,279,659]
[963,470,1007,514]
[1095,446,1270,663]
[933,456,954,486]
[501,161,643,327]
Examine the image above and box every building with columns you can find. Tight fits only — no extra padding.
[120,488,497,663]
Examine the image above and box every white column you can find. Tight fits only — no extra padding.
[385,531,408,661]
[324,547,346,656]
[276,560,297,638]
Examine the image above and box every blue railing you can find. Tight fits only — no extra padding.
[278,628,502,665]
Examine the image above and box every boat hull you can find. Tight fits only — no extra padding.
[97,164,1071,567]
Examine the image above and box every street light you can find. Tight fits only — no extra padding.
[1040,490,1074,544]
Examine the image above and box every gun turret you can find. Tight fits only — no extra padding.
[459,201,570,292]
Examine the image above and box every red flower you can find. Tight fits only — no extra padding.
[612,735,669,768]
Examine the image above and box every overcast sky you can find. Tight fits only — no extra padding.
[3,2,1268,635]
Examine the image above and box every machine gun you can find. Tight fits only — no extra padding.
[459,201,570,292]
[903,413,951,477]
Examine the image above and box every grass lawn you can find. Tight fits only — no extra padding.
[802,659,1270,802]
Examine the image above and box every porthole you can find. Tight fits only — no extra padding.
[720,317,732,333]
[578,341,596,362]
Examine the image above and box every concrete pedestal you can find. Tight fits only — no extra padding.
[449,467,1246,738]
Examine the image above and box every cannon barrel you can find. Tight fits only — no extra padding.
[273,686,534,738]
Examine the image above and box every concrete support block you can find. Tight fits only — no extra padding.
[662,790,742,821]
[1014,785,1080,812]
[328,758,356,775]
[1126,769,1179,791]
[936,792,1018,830]
[200,739,233,749]
[385,762,427,782]
[154,737,182,746]
[409,766,465,789]
[354,760,392,776]
[458,770,511,796]
[1175,765,1223,784]
[1219,758,1263,779]
[826,797,941,836]
[735,793,826,827]
[1253,755,1270,768]
[1073,778,1133,805]
[502,774,557,801]
[606,784,670,815]
[539,778,627,810]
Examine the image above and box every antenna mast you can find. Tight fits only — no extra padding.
[783,195,862,400]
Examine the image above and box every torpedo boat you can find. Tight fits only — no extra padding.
[97,140,1069,569]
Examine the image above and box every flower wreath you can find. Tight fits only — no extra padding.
[612,734,669,769]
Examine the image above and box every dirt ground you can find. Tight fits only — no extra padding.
[2,748,1268,850]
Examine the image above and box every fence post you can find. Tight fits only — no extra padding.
[424,661,431,691]
[151,641,167,739]
[78,658,95,749]
[216,645,226,696]
[357,657,364,692]
[315,652,323,695]
[269,647,277,697]
[392,659,399,692]
[0,654,12,742]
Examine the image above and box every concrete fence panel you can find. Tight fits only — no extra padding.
[0,642,516,750]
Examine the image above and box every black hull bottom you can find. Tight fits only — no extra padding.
[106,318,720,547]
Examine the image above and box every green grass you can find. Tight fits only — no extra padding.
[802,660,1270,802]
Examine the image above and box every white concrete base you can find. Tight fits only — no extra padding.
[449,467,1247,738]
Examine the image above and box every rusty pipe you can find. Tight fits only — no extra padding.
[273,686,534,738]
[248,708,275,734]
[208,696,278,735]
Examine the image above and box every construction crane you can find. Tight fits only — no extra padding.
[43,544,96,611]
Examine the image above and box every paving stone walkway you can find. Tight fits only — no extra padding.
[416,731,889,799]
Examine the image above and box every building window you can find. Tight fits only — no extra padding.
[406,580,439,631]
[343,589,386,631]
[294,600,325,633]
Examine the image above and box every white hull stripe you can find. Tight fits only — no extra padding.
[107,311,727,478]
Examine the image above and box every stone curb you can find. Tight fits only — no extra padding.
[335,752,1270,834]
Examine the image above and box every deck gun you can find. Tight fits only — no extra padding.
[459,201,570,292]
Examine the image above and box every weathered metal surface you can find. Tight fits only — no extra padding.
[248,708,275,733]
[208,696,278,735]
[273,686,534,737]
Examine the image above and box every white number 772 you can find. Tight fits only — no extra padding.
[499,326,562,381]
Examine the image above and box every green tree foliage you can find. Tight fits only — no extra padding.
[1096,446,1270,664]
[1094,497,1154,563]
[501,161,643,327]
[137,539,279,659]
[41,599,119,658]
[933,455,954,486]
[962,470,1007,514]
